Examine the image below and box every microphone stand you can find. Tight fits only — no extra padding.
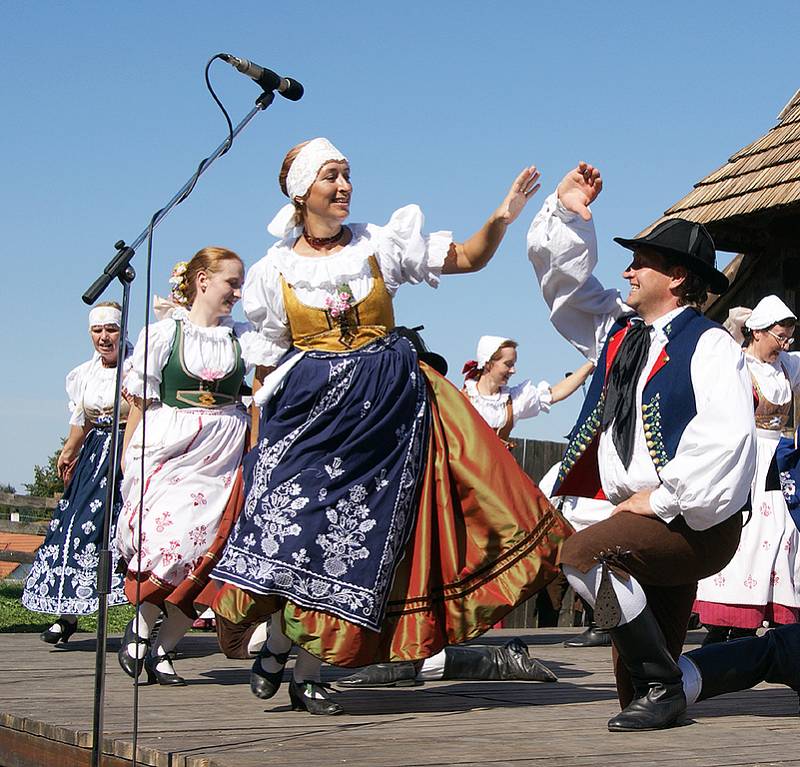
[84,88,275,767]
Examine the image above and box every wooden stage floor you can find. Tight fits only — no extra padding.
[0,628,798,767]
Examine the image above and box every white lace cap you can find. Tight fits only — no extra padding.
[267,137,347,239]
[745,295,797,330]
[88,306,121,328]
[477,335,512,368]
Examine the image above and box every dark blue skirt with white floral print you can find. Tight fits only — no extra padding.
[212,333,428,631]
[22,425,127,615]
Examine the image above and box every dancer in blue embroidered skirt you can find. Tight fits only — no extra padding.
[23,303,130,644]
[211,138,572,715]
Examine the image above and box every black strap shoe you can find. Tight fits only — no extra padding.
[144,651,186,686]
[335,662,420,688]
[117,620,150,679]
[40,617,77,645]
[250,646,290,699]
[289,679,345,715]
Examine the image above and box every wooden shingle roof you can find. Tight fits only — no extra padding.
[646,89,800,244]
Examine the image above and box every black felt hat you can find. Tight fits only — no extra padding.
[614,218,729,295]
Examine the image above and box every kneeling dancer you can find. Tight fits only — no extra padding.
[527,162,757,731]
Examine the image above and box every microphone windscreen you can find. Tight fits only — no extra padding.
[281,78,304,101]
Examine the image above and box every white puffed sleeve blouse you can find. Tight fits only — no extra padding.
[463,378,553,430]
[123,308,258,402]
[242,205,452,367]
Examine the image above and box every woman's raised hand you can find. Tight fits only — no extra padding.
[495,166,541,226]
[556,162,602,221]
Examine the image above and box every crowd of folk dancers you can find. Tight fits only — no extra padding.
[21,139,800,730]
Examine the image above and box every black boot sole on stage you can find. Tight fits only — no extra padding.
[288,679,345,715]
[605,607,687,732]
[563,625,612,648]
[40,618,77,645]
[117,620,150,679]
[335,661,420,688]
[250,647,290,699]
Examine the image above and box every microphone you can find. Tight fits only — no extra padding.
[221,54,304,101]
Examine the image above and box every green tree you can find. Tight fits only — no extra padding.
[0,483,15,494]
[24,443,64,498]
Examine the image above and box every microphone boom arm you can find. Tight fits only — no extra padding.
[82,89,274,305]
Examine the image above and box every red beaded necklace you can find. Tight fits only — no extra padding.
[303,226,346,250]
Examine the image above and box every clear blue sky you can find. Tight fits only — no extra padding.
[2,2,798,491]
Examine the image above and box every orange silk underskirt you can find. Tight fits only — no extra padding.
[212,363,572,666]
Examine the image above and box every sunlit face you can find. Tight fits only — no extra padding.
[750,321,796,364]
[196,259,244,318]
[301,160,352,224]
[622,248,684,316]
[90,324,121,366]
[483,346,517,388]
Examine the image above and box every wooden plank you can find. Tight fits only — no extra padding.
[1,630,798,767]
[0,724,137,767]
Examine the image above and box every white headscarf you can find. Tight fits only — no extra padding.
[476,335,512,369]
[267,137,348,239]
[88,306,121,328]
[745,295,796,330]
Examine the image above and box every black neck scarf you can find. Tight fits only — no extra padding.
[601,321,652,469]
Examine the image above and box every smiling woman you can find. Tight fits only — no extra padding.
[695,295,800,642]
[114,246,261,687]
[22,302,131,642]
[209,136,571,717]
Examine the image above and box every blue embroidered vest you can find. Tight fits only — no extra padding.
[555,308,719,498]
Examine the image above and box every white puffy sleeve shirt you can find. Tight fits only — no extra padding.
[123,309,256,401]
[747,351,800,407]
[527,192,631,362]
[242,205,452,367]
[463,378,552,429]
[526,193,756,531]
[66,354,134,427]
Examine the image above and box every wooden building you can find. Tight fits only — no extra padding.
[644,87,800,321]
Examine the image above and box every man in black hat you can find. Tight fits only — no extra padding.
[527,162,757,731]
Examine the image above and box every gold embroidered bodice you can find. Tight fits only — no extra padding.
[752,365,792,431]
[280,255,396,352]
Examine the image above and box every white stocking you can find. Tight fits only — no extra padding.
[417,650,447,681]
[678,655,702,705]
[129,602,161,659]
[152,605,193,674]
[247,620,270,657]
[562,563,647,626]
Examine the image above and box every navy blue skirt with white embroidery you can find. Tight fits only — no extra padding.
[22,424,127,615]
[212,334,428,631]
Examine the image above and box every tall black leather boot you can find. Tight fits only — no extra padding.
[685,623,800,707]
[564,623,612,647]
[606,607,686,732]
[443,639,557,682]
